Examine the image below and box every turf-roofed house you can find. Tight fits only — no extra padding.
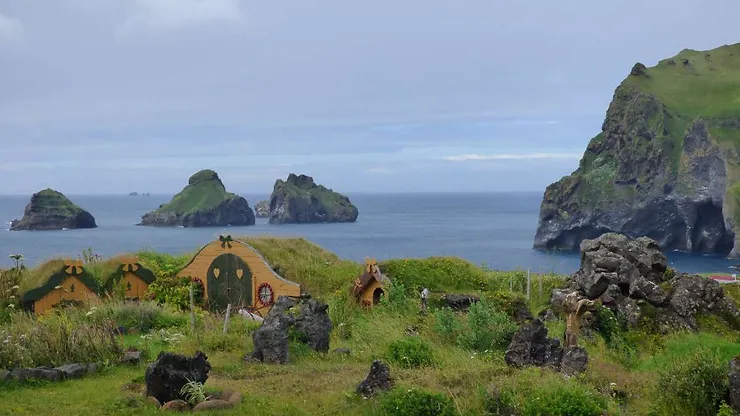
[21,260,101,315]
[104,257,156,300]
[177,235,302,315]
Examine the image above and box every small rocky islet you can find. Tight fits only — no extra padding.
[267,173,359,224]
[9,189,97,231]
[534,42,740,257]
[138,169,255,228]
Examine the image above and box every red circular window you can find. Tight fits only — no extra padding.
[257,283,274,306]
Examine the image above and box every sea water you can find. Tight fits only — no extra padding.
[0,192,736,274]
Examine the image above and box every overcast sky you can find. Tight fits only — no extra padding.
[0,0,738,195]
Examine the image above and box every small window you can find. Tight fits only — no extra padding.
[258,283,274,305]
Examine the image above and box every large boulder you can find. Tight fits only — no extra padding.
[268,174,358,224]
[293,298,333,352]
[669,273,740,329]
[356,360,394,398]
[441,293,480,311]
[254,200,270,218]
[139,169,255,227]
[10,189,97,231]
[251,296,297,364]
[250,295,333,363]
[145,351,211,404]
[504,319,564,369]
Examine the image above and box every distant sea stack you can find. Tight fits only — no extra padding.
[254,200,270,218]
[268,174,359,224]
[138,169,255,227]
[10,189,97,231]
[534,43,740,256]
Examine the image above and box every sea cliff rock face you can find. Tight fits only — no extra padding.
[254,200,270,218]
[534,44,740,256]
[268,174,358,224]
[139,169,255,227]
[10,189,97,231]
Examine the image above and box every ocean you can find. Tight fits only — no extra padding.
[0,192,737,275]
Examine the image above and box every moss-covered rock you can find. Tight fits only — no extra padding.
[535,43,740,255]
[267,174,358,224]
[10,189,97,231]
[139,170,255,227]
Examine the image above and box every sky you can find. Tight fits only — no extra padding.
[0,0,738,195]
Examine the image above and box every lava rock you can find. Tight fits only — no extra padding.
[56,363,87,379]
[561,346,589,376]
[145,351,211,404]
[251,296,298,364]
[356,360,394,398]
[504,319,563,369]
[441,293,480,311]
[730,356,740,413]
[293,298,333,352]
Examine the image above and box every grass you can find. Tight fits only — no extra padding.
[1,237,738,415]
[154,169,240,215]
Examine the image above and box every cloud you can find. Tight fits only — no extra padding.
[0,11,23,45]
[442,153,582,162]
[118,0,245,38]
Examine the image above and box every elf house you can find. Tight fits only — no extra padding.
[177,235,302,314]
[352,257,391,307]
[22,260,101,315]
[105,257,156,300]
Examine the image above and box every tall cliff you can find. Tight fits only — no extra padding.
[534,43,740,256]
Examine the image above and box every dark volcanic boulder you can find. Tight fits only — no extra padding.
[251,296,333,363]
[251,296,297,364]
[139,169,255,227]
[10,189,97,231]
[441,293,480,311]
[254,200,270,218]
[534,44,740,256]
[145,351,211,404]
[504,319,563,369]
[293,298,333,352]
[268,174,358,224]
[561,346,589,376]
[356,360,394,398]
[669,273,740,329]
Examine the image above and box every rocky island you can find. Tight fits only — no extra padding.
[10,189,97,231]
[267,174,358,224]
[138,169,255,227]
[535,43,740,256]
[254,200,270,218]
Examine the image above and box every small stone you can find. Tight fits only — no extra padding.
[55,363,87,379]
[333,348,351,355]
[193,399,234,411]
[161,400,190,411]
[86,363,99,374]
[145,396,161,407]
[0,370,10,381]
[122,350,142,365]
[10,368,30,382]
[227,391,242,405]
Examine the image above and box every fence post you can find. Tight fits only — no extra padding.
[526,269,531,301]
[223,304,232,334]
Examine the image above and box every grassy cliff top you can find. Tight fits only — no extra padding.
[155,169,240,214]
[624,43,740,118]
[26,189,86,216]
[273,174,355,206]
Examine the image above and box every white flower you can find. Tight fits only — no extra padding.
[11,286,19,290]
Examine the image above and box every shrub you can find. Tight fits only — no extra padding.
[137,251,191,280]
[521,385,607,416]
[147,276,204,310]
[380,388,457,416]
[652,348,729,416]
[379,257,490,292]
[0,312,122,369]
[432,307,461,344]
[716,402,735,416]
[457,297,517,352]
[87,300,187,333]
[387,337,435,369]
[379,282,412,313]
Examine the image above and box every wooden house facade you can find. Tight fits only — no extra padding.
[177,235,302,315]
[22,260,101,315]
[105,257,156,300]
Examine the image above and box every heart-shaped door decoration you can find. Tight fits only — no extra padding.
[213,268,220,278]
[236,269,244,280]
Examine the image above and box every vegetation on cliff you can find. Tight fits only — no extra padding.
[535,43,740,255]
[139,170,255,227]
[268,174,359,224]
[10,189,97,231]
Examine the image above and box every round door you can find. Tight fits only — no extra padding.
[206,253,253,311]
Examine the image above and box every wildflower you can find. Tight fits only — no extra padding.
[11,286,19,290]
[6,304,14,308]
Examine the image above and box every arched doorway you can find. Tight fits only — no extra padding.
[372,288,384,305]
[206,253,253,311]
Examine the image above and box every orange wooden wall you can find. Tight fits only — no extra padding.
[361,279,384,306]
[178,240,301,311]
[34,276,97,315]
[121,272,149,299]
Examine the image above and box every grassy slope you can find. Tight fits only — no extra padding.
[2,238,739,415]
[24,189,86,217]
[156,182,238,215]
